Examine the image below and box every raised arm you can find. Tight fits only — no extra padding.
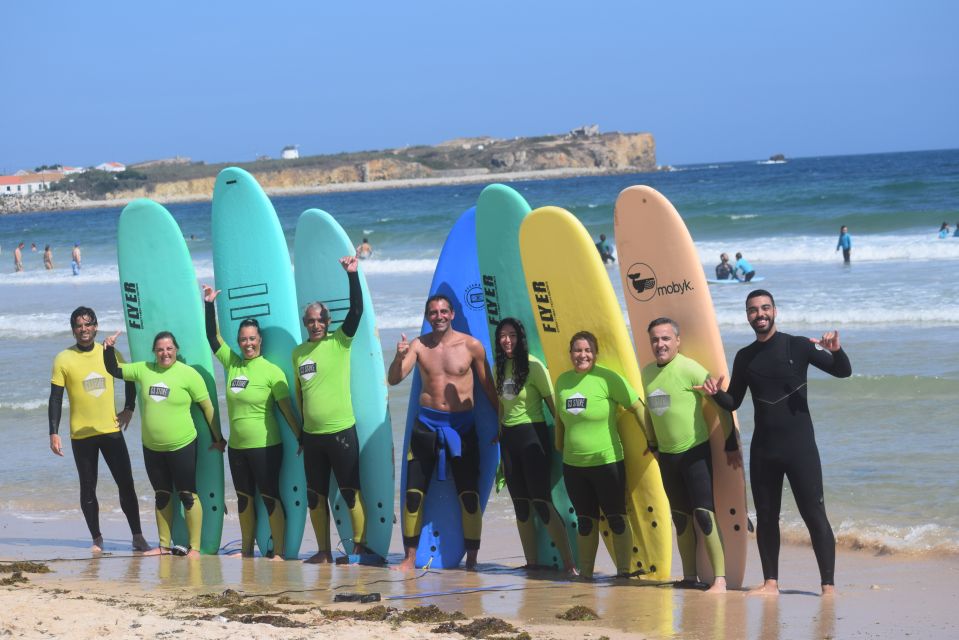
[339,257,364,339]
[808,331,852,378]
[202,285,224,353]
[387,333,417,385]
[102,331,124,379]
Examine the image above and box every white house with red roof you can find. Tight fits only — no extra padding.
[95,161,126,172]
[0,172,64,196]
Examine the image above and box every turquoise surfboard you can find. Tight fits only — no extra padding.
[475,184,579,568]
[117,198,224,554]
[293,208,394,558]
[211,167,306,558]
[399,206,500,569]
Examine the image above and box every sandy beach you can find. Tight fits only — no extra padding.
[2,511,957,639]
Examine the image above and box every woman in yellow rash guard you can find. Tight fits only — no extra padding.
[103,330,225,558]
[202,285,302,559]
[553,331,647,579]
[494,317,575,574]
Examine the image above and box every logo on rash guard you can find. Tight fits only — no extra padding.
[230,376,249,394]
[647,388,671,416]
[299,360,317,381]
[82,372,107,398]
[502,377,518,401]
[565,393,587,415]
[148,382,170,402]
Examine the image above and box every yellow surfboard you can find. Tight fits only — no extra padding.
[614,185,748,588]
[519,205,671,580]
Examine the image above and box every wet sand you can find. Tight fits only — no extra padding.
[2,513,958,638]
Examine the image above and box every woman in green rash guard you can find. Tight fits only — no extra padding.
[494,318,575,574]
[202,284,302,560]
[103,330,225,558]
[553,331,647,579]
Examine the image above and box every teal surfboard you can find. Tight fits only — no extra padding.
[117,198,224,554]
[293,209,394,558]
[399,206,500,569]
[475,184,578,568]
[211,167,306,558]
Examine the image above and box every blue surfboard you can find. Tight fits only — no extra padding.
[399,206,499,569]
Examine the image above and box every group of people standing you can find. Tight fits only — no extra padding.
[12,241,80,273]
[49,272,849,595]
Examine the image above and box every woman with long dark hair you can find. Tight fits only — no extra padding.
[494,317,574,573]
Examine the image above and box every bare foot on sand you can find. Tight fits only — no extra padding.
[267,554,286,562]
[748,579,780,596]
[142,547,166,557]
[186,549,201,559]
[303,551,334,564]
[821,584,836,597]
[132,535,152,552]
[465,549,478,571]
[706,577,727,594]
[91,536,104,553]
[394,548,418,571]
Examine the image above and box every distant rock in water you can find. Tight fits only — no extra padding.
[769,153,786,162]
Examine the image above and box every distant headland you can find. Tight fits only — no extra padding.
[0,126,656,214]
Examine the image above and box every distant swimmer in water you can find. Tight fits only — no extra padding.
[43,245,54,270]
[31,242,38,252]
[836,226,851,264]
[700,289,851,597]
[715,253,734,280]
[71,242,82,276]
[14,242,24,272]
[954,222,959,238]
[356,238,373,260]
[938,222,951,239]
[734,252,756,282]
[595,234,615,264]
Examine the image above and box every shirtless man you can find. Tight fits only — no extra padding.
[14,242,24,272]
[388,294,497,570]
[71,243,82,276]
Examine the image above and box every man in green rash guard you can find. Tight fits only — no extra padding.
[103,330,225,558]
[641,318,742,593]
[292,256,371,564]
[49,306,150,553]
[203,285,302,560]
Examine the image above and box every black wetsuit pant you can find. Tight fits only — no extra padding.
[228,443,283,507]
[657,440,715,516]
[143,441,198,500]
[302,427,362,499]
[562,460,627,521]
[71,431,142,539]
[404,421,480,549]
[751,428,835,585]
[500,422,552,503]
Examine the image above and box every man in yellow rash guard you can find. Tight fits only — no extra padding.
[292,256,371,564]
[49,306,150,553]
[641,318,742,593]
[104,330,224,558]
[203,285,302,559]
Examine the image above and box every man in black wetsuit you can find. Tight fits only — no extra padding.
[701,289,850,596]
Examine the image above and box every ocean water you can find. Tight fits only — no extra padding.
[1,149,957,557]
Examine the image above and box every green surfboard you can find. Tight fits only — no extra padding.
[212,167,306,558]
[293,209,394,558]
[475,184,579,568]
[117,198,224,554]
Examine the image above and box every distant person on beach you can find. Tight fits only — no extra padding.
[356,238,373,260]
[48,306,150,554]
[43,245,54,270]
[700,289,851,596]
[715,253,734,280]
[836,226,852,264]
[554,331,647,579]
[71,242,82,276]
[954,222,959,238]
[203,285,302,560]
[642,318,742,593]
[103,330,226,558]
[595,234,615,264]
[734,252,756,282]
[388,293,497,571]
[938,222,951,239]
[293,256,375,564]
[14,242,24,272]
[493,317,575,574]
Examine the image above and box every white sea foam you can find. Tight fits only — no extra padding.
[0,399,46,411]
[728,214,758,220]
[360,258,437,275]
[696,234,959,264]
[0,310,127,338]
[713,305,959,327]
[0,258,215,286]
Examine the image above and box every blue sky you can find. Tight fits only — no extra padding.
[2,1,956,170]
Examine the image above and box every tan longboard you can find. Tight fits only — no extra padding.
[614,185,748,588]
